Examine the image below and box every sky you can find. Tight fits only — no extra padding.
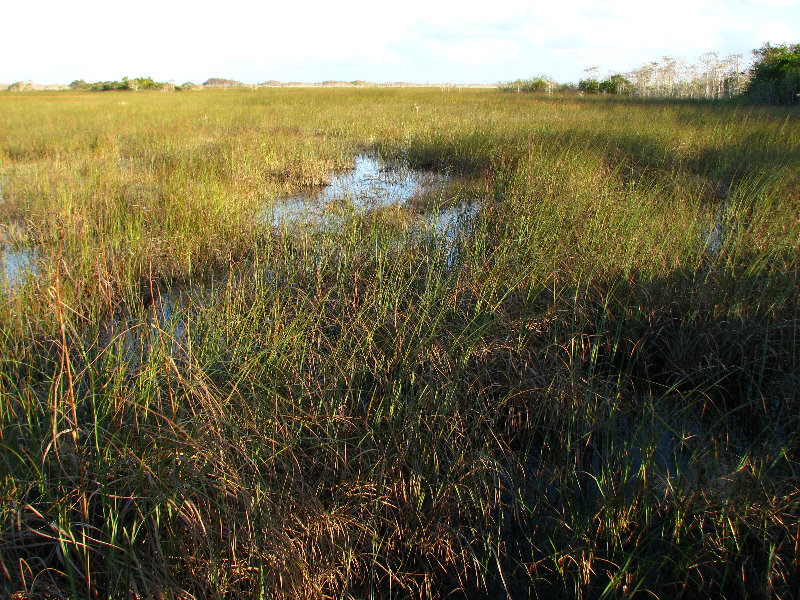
[2,0,798,85]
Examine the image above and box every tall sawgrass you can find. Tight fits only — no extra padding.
[1,88,798,598]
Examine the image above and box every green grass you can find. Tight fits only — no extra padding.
[1,88,799,598]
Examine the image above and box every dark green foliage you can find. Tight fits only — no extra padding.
[579,78,600,93]
[599,73,632,94]
[745,42,800,104]
[499,75,555,93]
[87,76,166,91]
[580,74,632,94]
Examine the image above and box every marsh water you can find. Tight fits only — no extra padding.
[266,154,476,234]
[0,177,39,293]
[1,247,37,293]
[98,156,481,368]
[1,156,476,300]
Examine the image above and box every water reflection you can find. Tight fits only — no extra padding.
[96,284,208,374]
[265,154,482,272]
[266,155,456,229]
[1,247,37,292]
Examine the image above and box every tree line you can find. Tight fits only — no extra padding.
[66,77,201,92]
[504,43,799,105]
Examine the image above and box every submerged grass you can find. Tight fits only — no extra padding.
[0,88,799,598]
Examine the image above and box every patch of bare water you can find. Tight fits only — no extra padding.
[1,247,38,293]
[1,176,40,293]
[90,156,479,367]
[422,201,479,235]
[305,154,450,209]
[265,154,462,230]
[97,283,215,370]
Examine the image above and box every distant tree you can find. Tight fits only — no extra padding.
[629,62,655,97]
[577,66,598,94]
[620,53,749,99]
[721,53,747,97]
[122,76,137,91]
[583,66,600,82]
[666,57,681,96]
[133,77,159,90]
[90,80,124,91]
[745,42,800,104]
[69,79,91,90]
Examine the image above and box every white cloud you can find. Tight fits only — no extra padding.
[1,0,798,84]
[754,19,798,44]
[736,0,798,7]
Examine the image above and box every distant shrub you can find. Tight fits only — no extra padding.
[203,78,245,87]
[69,79,91,90]
[745,42,800,105]
[499,75,556,93]
[90,80,126,91]
[579,78,600,94]
[86,76,167,92]
[579,74,632,95]
[6,81,33,92]
[600,74,633,94]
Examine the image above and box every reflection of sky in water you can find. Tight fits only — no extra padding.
[267,155,451,228]
[316,155,449,208]
[422,202,479,234]
[1,247,37,292]
[99,285,197,370]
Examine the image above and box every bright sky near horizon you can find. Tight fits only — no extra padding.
[3,0,798,85]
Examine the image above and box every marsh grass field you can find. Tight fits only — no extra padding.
[1,88,799,598]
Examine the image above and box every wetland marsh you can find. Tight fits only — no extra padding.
[0,88,798,598]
